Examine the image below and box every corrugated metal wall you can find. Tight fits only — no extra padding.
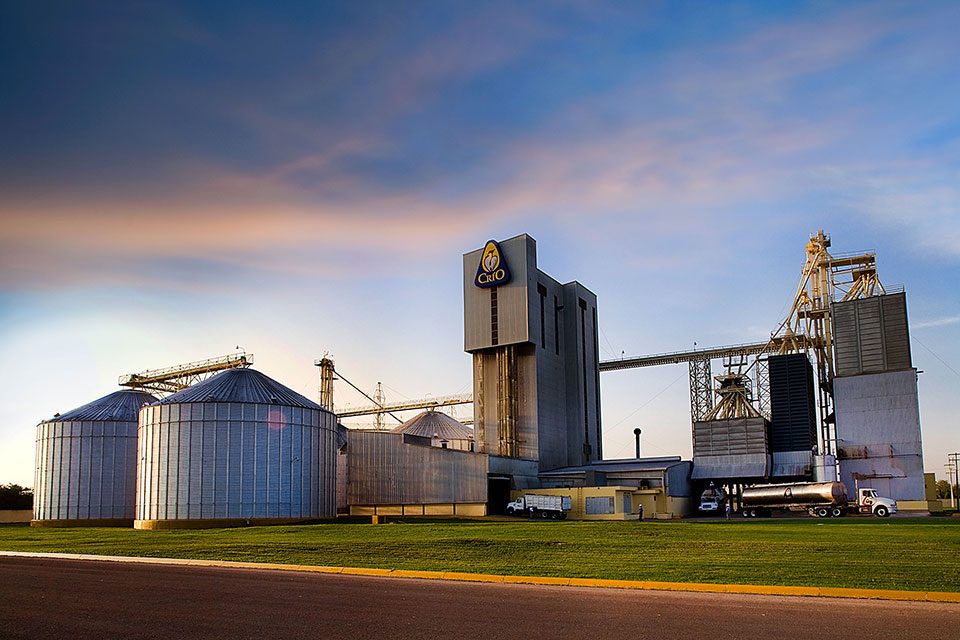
[692,417,770,479]
[835,370,925,502]
[347,431,487,505]
[832,293,912,377]
[33,420,138,521]
[767,353,817,453]
[136,402,337,521]
[693,417,769,456]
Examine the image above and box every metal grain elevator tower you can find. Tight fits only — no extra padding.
[463,234,602,471]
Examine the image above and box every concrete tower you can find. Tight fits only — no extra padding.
[463,234,601,471]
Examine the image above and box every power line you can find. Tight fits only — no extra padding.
[912,335,960,379]
[602,370,686,436]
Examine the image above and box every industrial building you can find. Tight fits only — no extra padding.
[595,231,930,513]
[33,389,156,526]
[29,230,937,524]
[832,293,926,508]
[135,367,338,529]
[464,234,603,472]
[340,234,693,519]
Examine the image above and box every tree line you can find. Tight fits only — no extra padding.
[936,480,959,501]
[0,484,33,510]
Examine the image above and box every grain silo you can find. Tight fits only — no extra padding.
[33,389,157,526]
[135,368,336,529]
[391,411,475,451]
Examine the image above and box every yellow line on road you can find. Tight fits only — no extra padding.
[2,551,957,603]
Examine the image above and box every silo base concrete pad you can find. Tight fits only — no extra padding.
[31,519,133,528]
[134,517,333,530]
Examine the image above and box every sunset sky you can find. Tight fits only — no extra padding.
[2,1,959,486]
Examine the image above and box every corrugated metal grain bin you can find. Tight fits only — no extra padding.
[391,411,475,450]
[832,293,912,377]
[33,390,157,526]
[135,368,336,529]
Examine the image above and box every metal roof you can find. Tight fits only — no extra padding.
[44,389,157,423]
[540,457,688,475]
[390,411,473,440]
[155,368,323,410]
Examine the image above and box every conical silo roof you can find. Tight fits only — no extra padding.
[391,411,473,440]
[44,389,157,423]
[155,368,322,409]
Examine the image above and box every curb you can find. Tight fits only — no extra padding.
[2,550,957,603]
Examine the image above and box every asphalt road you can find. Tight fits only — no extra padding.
[1,557,958,639]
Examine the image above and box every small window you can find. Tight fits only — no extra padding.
[585,496,615,515]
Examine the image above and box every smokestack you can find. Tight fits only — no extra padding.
[633,428,642,458]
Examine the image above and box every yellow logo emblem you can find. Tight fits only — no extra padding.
[474,240,511,288]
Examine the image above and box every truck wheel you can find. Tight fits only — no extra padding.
[875,506,889,518]
[831,507,843,518]
[506,507,515,516]
[816,507,829,518]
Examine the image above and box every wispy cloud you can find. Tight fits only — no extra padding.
[913,315,960,329]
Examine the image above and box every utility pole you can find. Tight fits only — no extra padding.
[947,463,957,509]
[949,453,960,510]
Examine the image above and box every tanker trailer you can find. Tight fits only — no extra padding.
[740,482,896,518]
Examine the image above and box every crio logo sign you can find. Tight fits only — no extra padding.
[474,240,511,288]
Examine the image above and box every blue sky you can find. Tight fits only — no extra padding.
[1,1,958,485]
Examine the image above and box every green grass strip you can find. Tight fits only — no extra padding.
[1,518,958,592]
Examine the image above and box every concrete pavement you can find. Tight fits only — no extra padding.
[1,556,959,639]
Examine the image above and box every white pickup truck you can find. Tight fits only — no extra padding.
[506,494,571,519]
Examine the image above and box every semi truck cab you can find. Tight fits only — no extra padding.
[857,488,897,517]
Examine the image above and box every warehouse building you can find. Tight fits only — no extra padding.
[345,430,487,516]
[538,457,694,519]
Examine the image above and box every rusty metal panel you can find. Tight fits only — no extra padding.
[835,370,924,502]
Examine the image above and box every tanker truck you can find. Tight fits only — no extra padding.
[740,482,896,518]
